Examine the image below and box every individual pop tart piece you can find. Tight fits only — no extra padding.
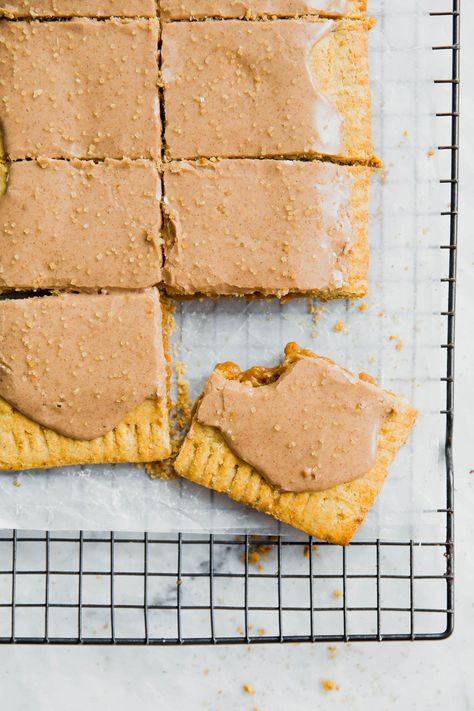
[175,344,417,545]
[162,18,376,163]
[0,19,160,160]
[0,159,162,290]
[0,289,171,470]
[163,159,370,298]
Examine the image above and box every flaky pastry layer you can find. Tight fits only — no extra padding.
[0,396,170,470]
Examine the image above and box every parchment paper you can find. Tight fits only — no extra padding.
[0,0,449,540]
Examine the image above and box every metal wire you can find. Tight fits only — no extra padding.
[0,2,458,645]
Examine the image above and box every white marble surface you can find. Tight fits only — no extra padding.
[1,6,473,710]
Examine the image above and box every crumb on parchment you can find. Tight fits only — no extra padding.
[389,335,404,351]
[307,301,325,338]
[243,683,255,695]
[328,645,337,660]
[12,479,21,487]
[333,590,342,599]
[303,543,318,558]
[147,358,193,481]
[321,679,335,692]
[334,320,344,333]
[307,301,325,323]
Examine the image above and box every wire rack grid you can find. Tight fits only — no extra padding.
[0,2,458,645]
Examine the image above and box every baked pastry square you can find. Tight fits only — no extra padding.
[163,159,370,298]
[0,158,162,291]
[162,18,375,163]
[0,18,160,160]
[1,0,156,17]
[161,0,366,20]
[175,344,417,544]
[0,289,171,471]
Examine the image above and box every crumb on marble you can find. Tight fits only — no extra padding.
[241,544,272,567]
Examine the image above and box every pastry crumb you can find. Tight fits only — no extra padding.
[427,148,435,157]
[303,543,318,558]
[321,679,335,692]
[12,479,21,488]
[328,645,337,660]
[307,301,325,326]
[358,303,367,312]
[334,320,344,333]
[243,683,255,695]
[241,544,272,566]
[258,628,267,636]
[147,357,193,481]
[333,590,342,599]
[389,335,404,351]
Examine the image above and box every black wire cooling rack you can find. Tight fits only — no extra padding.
[0,2,458,645]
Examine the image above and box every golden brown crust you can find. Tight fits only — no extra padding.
[346,0,367,17]
[310,19,377,166]
[0,293,172,471]
[0,396,170,470]
[174,345,417,545]
[345,163,370,297]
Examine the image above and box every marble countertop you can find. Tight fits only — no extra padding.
[0,6,473,710]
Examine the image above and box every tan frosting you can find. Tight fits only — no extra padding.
[162,19,342,160]
[0,19,160,160]
[0,0,156,17]
[163,159,357,296]
[196,355,394,493]
[161,1,348,19]
[0,159,162,290]
[0,290,166,440]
